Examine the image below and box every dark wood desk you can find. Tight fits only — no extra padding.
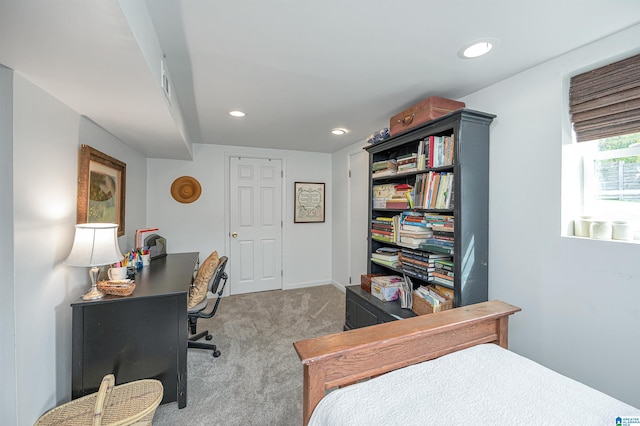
[71,252,198,408]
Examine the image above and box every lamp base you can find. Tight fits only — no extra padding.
[82,265,104,300]
[82,286,105,300]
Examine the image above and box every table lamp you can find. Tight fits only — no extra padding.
[64,223,123,300]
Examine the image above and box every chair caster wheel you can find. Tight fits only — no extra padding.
[205,334,213,341]
[213,350,221,357]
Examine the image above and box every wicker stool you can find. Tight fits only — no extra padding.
[35,374,163,426]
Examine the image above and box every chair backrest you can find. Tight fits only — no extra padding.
[208,256,228,294]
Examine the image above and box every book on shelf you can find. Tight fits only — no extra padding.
[371,251,399,262]
[433,271,454,281]
[402,269,433,282]
[372,159,397,171]
[400,248,451,261]
[418,243,454,255]
[372,169,398,178]
[431,276,455,287]
[434,259,454,271]
[371,257,399,268]
[373,183,396,199]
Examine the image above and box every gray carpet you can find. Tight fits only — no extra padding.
[153,284,345,426]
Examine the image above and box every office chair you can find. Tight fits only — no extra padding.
[188,255,228,357]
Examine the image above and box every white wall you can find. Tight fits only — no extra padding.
[10,72,148,425]
[0,65,17,425]
[147,143,332,290]
[460,24,640,407]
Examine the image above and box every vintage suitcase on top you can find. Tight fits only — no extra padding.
[389,96,465,137]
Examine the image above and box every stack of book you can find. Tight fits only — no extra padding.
[419,215,455,254]
[385,184,413,209]
[398,212,432,247]
[371,217,394,243]
[370,247,400,269]
[433,258,454,287]
[372,159,397,178]
[396,153,418,174]
[398,248,451,282]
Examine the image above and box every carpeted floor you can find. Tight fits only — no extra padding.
[153,284,345,426]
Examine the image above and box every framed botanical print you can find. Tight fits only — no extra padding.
[294,182,325,223]
[77,145,126,236]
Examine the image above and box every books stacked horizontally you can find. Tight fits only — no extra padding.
[396,153,418,174]
[433,259,454,287]
[370,247,400,269]
[372,183,396,208]
[372,159,397,178]
[385,184,413,209]
[371,216,400,243]
[398,248,451,282]
[398,211,432,248]
[419,214,455,254]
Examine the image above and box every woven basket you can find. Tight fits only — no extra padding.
[97,281,136,297]
[35,375,163,426]
[412,287,454,315]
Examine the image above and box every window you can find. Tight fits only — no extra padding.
[583,133,640,224]
[568,53,640,240]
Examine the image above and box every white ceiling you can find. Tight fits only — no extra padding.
[1,1,640,159]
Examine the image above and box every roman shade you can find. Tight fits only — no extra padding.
[569,53,640,142]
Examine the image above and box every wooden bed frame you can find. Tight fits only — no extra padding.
[293,300,521,425]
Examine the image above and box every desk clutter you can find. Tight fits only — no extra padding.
[99,248,153,297]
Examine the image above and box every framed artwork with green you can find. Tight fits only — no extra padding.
[77,144,126,236]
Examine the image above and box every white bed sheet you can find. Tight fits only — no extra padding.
[309,343,640,426]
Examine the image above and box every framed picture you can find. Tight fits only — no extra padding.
[294,182,325,223]
[77,145,126,236]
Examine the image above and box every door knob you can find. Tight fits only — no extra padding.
[231,232,238,238]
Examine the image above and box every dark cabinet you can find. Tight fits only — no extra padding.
[345,285,415,330]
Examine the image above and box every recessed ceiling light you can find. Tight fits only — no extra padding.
[229,110,246,117]
[331,128,348,135]
[458,38,499,59]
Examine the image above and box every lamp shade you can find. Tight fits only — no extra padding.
[64,223,122,267]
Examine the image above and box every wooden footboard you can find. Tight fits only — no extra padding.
[293,300,521,425]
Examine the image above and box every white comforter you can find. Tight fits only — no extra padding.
[309,344,640,425]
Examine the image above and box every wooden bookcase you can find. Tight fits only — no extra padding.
[347,109,495,329]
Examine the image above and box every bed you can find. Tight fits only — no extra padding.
[293,300,640,425]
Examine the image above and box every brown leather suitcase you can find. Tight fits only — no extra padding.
[390,96,465,137]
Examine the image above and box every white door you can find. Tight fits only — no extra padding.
[349,150,369,285]
[229,156,283,294]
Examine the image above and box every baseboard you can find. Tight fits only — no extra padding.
[283,279,333,290]
[330,280,346,293]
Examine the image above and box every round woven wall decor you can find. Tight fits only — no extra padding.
[170,176,202,204]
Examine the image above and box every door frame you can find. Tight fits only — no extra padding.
[347,144,370,289]
[223,152,286,297]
